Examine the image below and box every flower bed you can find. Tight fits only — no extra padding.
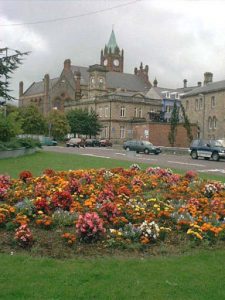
[0,166,225,255]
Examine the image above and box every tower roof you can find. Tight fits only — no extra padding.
[107,29,119,53]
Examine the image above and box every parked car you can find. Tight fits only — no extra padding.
[85,138,101,147]
[100,139,112,147]
[123,140,161,155]
[42,137,57,146]
[189,139,225,161]
[66,138,85,148]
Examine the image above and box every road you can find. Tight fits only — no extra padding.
[43,146,225,176]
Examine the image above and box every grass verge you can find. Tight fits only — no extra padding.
[0,150,224,182]
[0,250,224,300]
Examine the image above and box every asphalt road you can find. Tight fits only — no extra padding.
[43,145,225,176]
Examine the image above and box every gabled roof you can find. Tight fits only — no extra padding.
[23,64,149,97]
[23,78,59,96]
[182,80,225,97]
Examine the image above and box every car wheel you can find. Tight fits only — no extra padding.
[212,152,219,161]
[204,157,210,160]
[125,147,130,151]
[66,145,69,147]
[72,145,75,148]
[136,150,139,154]
[191,151,198,159]
[144,148,149,154]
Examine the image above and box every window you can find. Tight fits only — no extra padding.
[138,108,142,118]
[199,98,203,110]
[105,106,109,117]
[120,106,125,117]
[211,96,215,108]
[99,107,103,117]
[208,117,212,129]
[213,116,217,129]
[120,126,125,139]
[134,107,138,117]
[195,99,199,111]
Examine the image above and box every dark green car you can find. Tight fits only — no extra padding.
[123,140,161,155]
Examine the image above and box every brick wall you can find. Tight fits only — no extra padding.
[133,122,198,147]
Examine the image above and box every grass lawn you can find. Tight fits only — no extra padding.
[0,250,225,300]
[0,150,225,182]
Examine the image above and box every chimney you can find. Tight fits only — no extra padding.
[64,59,71,71]
[43,74,50,116]
[75,70,81,100]
[153,78,158,87]
[198,81,202,87]
[183,79,187,88]
[204,72,213,85]
[19,81,23,97]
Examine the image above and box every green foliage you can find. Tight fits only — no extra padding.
[0,137,41,151]
[0,48,29,101]
[0,111,22,142]
[180,103,193,142]
[18,105,47,134]
[67,108,102,137]
[46,110,70,140]
[168,101,179,146]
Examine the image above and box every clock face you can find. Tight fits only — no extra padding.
[103,59,108,66]
[113,59,119,66]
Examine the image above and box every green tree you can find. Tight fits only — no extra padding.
[46,110,70,140]
[0,110,22,142]
[18,105,47,134]
[180,103,193,143]
[168,101,179,146]
[67,108,102,137]
[0,48,29,101]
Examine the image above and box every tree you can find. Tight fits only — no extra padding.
[0,48,29,101]
[18,105,47,134]
[46,110,70,140]
[168,101,179,147]
[0,110,22,142]
[180,103,193,143]
[66,108,102,137]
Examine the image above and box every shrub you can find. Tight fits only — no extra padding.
[14,224,33,247]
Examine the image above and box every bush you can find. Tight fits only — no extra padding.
[0,138,42,151]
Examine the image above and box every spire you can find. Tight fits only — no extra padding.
[107,29,119,53]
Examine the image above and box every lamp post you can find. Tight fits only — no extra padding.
[199,93,205,139]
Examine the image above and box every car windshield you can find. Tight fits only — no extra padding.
[142,141,153,146]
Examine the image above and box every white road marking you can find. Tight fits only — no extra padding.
[116,153,126,156]
[198,169,225,174]
[168,161,206,167]
[82,154,110,159]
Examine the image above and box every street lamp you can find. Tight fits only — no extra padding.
[199,93,205,139]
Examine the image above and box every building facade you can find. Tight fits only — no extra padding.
[182,72,225,140]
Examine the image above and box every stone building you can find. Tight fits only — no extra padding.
[19,30,164,142]
[182,72,225,140]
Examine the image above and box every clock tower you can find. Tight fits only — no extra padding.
[100,30,124,73]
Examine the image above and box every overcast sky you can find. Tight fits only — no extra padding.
[1,0,225,101]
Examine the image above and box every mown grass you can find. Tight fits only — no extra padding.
[0,250,224,300]
[0,150,225,182]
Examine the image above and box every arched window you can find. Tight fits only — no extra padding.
[208,117,212,129]
[213,116,217,129]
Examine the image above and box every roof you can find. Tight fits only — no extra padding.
[182,80,225,97]
[23,64,149,97]
[23,78,59,96]
[107,29,118,53]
